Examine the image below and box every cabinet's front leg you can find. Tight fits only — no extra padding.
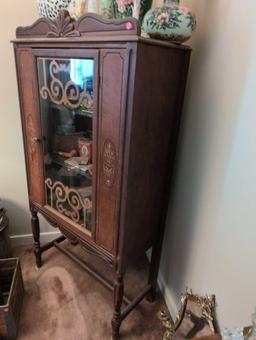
[111,273,124,340]
[31,209,42,268]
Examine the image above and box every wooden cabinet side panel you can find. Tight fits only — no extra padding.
[15,47,45,206]
[124,44,191,260]
[96,50,127,254]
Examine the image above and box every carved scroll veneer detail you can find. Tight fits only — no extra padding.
[45,178,92,231]
[102,139,117,188]
[39,58,90,109]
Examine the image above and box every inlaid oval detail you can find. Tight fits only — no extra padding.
[102,139,117,188]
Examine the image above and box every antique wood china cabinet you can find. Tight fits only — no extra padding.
[13,11,191,339]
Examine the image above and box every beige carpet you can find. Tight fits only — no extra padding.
[13,241,169,339]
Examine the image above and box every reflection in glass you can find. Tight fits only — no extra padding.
[37,57,94,234]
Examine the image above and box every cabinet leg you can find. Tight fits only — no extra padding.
[31,210,42,268]
[111,274,124,340]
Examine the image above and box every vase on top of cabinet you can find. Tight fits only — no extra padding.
[37,0,72,19]
[142,0,196,43]
[13,10,191,339]
[114,0,153,23]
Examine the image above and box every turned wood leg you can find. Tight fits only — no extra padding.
[31,210,42,268]
[111,274,124,340]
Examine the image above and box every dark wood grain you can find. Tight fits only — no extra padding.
[96,49,127,253]
[15,48,45,206]
[121,43,191,262]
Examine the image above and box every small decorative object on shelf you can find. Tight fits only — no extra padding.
[114,0,153,23]
[37,0,71,19]
[159,290,217,339]
[142,0,196,43]
[79,138,92,161]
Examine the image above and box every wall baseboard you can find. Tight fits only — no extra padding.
[10,231,61,247]
[158,271,179,320]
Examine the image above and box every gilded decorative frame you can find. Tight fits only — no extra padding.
[159,290,217,340]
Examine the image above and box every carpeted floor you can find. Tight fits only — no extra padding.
[13,241,169,339]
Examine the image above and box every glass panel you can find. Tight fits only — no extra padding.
[37,57,94,234]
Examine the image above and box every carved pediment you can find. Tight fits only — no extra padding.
[16,10,79,38]
[16,10,140,39]
[47,10,80,37]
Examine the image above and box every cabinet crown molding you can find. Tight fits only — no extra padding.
[16,10,141,39]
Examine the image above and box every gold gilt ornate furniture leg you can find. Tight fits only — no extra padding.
[158,291,216,340]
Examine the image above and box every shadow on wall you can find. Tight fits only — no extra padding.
[2,199,31,236]
[159,0,254,313]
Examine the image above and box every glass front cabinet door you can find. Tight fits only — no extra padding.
[38,55,96,236]
[15,47,127,256]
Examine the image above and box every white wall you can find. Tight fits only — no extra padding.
[0,1,52,236]
[160,0,256,329]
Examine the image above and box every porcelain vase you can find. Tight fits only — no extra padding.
[37,0,71,20]
[142,0,196,43]
[113,0,153,23]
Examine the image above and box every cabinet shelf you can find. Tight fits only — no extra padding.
[51,154,92,180]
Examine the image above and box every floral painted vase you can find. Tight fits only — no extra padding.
[37,0,71,20]
[114,0,153,23]
[142,0,196,43]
